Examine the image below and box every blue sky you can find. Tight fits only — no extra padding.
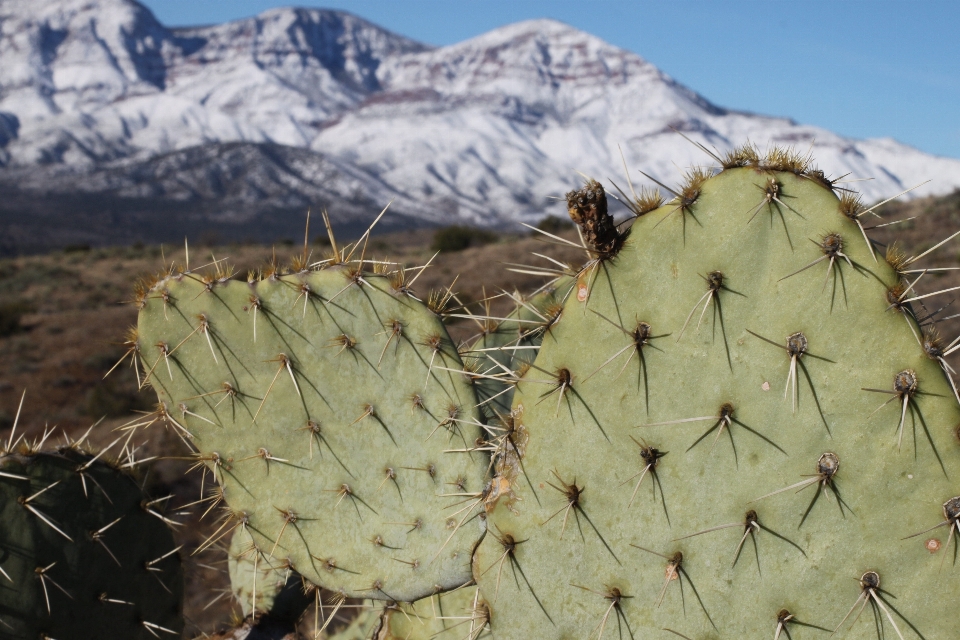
[140,1,960,159]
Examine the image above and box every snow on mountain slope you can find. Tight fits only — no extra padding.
[1,0,958,242]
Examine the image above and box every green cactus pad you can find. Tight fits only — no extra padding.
[228,528,312,622]
[0,448,184,639]
[474,164,960,639]
[380,584,490,639]
[136,264,486,602]
[465,276,575,421]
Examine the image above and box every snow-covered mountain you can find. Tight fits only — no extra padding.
[2,0,959,251]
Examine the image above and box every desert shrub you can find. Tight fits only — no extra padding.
[84,380,151,418]
[0,301,31,337]
[431,225,497,252]
[536,214,573,233]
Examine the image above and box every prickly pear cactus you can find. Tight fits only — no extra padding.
[228,529,312,622]
[465,276,574,421]
[135,257,486,603]
[474,155,960,639]
[0,447,184,639]
[379,583,490,639]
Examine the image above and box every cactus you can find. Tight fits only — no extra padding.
[228,528,313,625]
[0,439,183,638]
[464,276,575,421]
[379,583,491,639]
[134,239,487,604]
[473,151,960,639]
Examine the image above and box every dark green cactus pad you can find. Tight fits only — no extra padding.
[136,264,486,602]
[475,165,960,638]
[0,448,183,639]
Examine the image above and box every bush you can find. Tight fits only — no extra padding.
[431,226,498,252]
[84,381,152,418]
[536,215,573,233]
[0,302,31,337]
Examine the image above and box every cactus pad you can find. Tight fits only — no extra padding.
[465,277,574,421]
[0,447,183,639]
[136,262,486,602]
[474,161,960,638]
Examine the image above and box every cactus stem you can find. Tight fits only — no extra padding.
[630,546,715,629]
[291,282,313,319]
[570,583,633,640]
[526,366,571,418]
[774,610,793,640]
[746,178,803,249]
[746,329,833,426]
[361,579,396,601]
[660,168,710,241]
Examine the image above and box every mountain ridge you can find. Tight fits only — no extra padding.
[2,0,959,254]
